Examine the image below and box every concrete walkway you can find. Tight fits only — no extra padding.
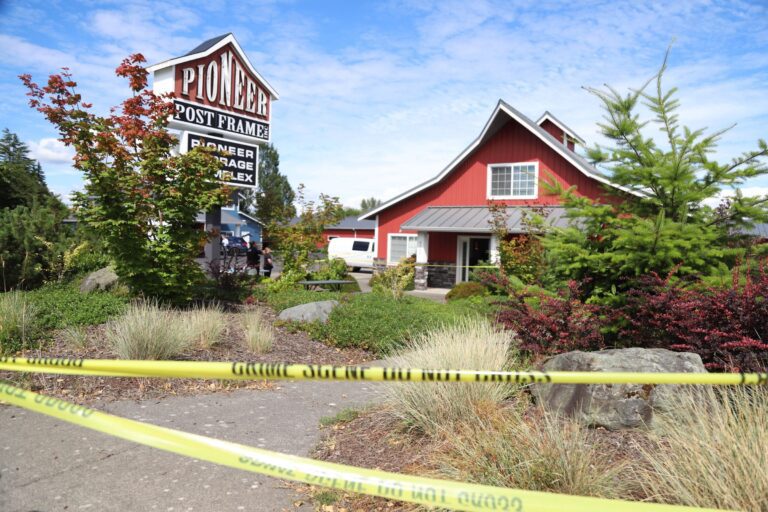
[0,379,382,512]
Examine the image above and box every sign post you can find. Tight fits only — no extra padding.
[147,33,279,271]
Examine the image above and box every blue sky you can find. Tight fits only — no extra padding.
[1,0,767,208]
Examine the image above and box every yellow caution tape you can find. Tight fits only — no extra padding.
[1,356,767,385]
[0,380,727,512]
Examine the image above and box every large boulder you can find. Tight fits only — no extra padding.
[79,267,119,293]
[532,348,706,430]
[277,300,339,323]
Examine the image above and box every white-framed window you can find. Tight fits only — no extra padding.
[387,234,417,264]
[487,162,538,199]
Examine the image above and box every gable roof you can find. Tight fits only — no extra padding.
[360,100,640,220]
[401,206,572,233]
[327,215,376,230]
[536,111,586,145]
[147,33,279,100]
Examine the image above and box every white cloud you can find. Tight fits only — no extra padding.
[28,138,74,165]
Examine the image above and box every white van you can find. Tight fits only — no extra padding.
[327,237,376,271]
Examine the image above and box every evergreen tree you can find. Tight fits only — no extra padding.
[0,129,58,210]
[360,197,382,213]
[544,50,768,299]
[240,143,296,225]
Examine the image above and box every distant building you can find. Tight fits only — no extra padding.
[323,215,375,243]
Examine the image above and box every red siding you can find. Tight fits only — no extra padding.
[540,119,563,142]
[376,117,622,262]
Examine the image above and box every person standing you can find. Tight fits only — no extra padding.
[247,241,262,274]
[262,246,274,277]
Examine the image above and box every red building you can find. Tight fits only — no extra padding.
[322,216,376,244]
[360,100,635,289]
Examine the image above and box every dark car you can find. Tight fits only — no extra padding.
[223,236,248,255]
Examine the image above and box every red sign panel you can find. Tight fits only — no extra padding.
[173,43,270,122]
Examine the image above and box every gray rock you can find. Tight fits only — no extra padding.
[277,300,339,323]
[79,267,119,293]
[532,348,707,430]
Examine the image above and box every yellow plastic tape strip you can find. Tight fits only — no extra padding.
[0,381,724,512]
[2,356,767,385]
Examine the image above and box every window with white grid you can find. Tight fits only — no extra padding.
[487,162,538,199]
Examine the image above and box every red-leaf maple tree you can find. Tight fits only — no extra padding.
[21,54,230,301]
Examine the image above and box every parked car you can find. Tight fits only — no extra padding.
[327,237,375,271]
[223,236,248,255]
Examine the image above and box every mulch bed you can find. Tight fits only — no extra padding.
[0,304,372,405]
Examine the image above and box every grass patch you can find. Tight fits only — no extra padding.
[182,302,226,349]
[433,405,635,499]
[27,282,128,331]
[315,293,492,355]
[313,489,340,506]
[319,407,361,427]
[0,291,40,354]
[60,325,90,349]
[638,386,768,511]
[385,318,519,435]
[243,309,275,353]
[105,300,191,359]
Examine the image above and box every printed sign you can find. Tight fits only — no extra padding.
[184,132,259,189]
[174,100,270,142]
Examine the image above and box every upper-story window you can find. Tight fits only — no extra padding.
[487,162,538,199]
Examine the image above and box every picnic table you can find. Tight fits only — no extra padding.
[297,279,355,292]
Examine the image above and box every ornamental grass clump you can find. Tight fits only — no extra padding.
[243,310,275,354]
[106,300,190,360]
[182,302,226,348]
[0,291,39,354]
[638,386,768,511]
[384,318,518,436]
[433,405,634,499]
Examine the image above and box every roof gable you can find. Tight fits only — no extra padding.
[147,33,279,100]
[536,111,585,145]
[361,100,639,220]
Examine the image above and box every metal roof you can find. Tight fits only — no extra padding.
[183,33,231,57]
[401,206,573,233]
[744,223,768,238]
[328,215,376,230]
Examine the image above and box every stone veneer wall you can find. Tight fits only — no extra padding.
[427,261,456,289]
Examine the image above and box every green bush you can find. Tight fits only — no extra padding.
[311,257,348,280]
[259,287,342,312]
[0,291,40,354]
[63,240,112,277]
[446,281,488,302]
[370,256,415,299]
[317,294,480,355]
[27,282,128,331]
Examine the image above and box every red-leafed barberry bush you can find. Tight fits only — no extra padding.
[616,266,768,372]
[496,280,605,359]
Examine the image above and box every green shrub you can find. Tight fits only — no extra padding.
[311,257,348,280]
[318,294,478,355]
[27,282,128,330]
[105,300,191,359]
[63,240,111,277]
[385,318,518,435]
[243,309,275,353]
[370,256,415,299]
[0,291,40,354]
[446,281,488,302]
[261,287,342,312]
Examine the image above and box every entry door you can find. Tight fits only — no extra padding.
[456,236,490,283]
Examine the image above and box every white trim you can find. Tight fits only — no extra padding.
[147,34,279,100]
[360,101,643,221]
[486,161,539,200]
[374,215,380,259]
[535,111,585,145]
[387,233,418,265]
[237,211,264,225]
